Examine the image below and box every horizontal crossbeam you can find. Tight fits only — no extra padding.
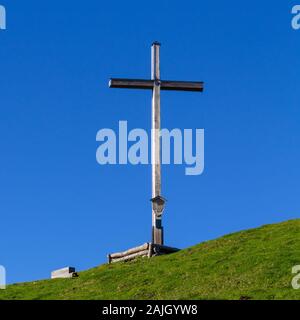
[109,78,204,92]
[109,79,154,90]
[160,80,204,92]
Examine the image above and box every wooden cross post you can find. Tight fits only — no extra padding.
[151,42,163,245]
[109,42,204,246]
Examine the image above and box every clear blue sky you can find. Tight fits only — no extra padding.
[0,1,299,284]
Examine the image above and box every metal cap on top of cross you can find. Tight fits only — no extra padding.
[109,42,204,246]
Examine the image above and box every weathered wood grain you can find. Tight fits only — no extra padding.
[110,243,149,259]
[110,249,149,263]
[107,243,180,263]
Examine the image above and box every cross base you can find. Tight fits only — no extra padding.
[107,243,180,264]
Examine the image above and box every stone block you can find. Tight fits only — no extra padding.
[51,267,78,279]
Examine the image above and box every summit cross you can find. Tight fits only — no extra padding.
[109,42,204,245]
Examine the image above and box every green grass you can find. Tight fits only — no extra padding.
[1,219,299,300]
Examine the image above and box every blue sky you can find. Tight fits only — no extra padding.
[0,1,299,284]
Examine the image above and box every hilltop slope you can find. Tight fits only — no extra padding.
[0,219,299,300]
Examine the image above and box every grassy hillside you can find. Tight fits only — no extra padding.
[1,219,299,300]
